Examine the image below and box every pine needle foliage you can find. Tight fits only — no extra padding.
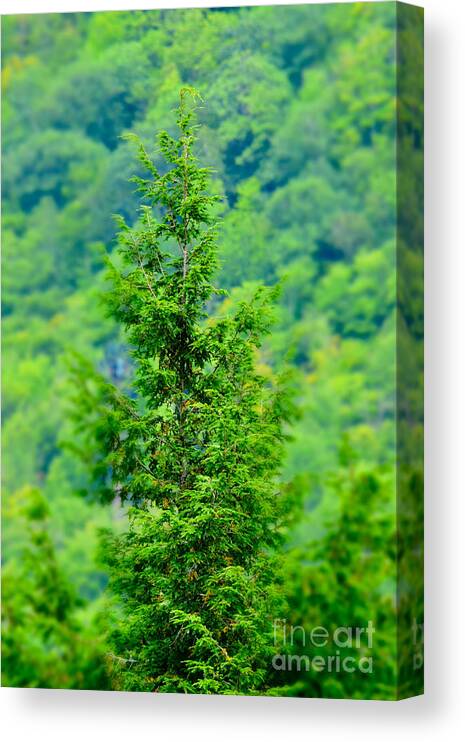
[73,88,294,694]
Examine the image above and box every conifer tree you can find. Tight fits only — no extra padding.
[73,88,293,694]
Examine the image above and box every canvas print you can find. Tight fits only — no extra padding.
[1,2,424,700]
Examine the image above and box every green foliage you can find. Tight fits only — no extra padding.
[1,3,422,698]
[282,442,397,700]
[71,90,294,694]
[1,487,109,689]
[3,130,107,211]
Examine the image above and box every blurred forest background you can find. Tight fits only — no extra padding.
[1,3,422,698]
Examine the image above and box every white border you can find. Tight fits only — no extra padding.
[1,0,395,16]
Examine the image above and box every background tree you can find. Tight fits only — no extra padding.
[1,486,108,689]
[280,438,397,700]
[72,88,294,694]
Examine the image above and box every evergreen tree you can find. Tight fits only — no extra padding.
[73,88,293,694]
